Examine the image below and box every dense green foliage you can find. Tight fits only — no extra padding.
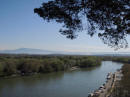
[112,57,130,63]
[0,54,101,76]
[79,57,101,67]
[109,57,130,97]
[121,64,130,94]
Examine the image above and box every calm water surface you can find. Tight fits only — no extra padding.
[0,61,123,97]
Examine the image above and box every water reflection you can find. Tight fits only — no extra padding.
[0,61,123,97]
[0,71,64,88]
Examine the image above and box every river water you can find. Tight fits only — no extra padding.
[0,61,123,97]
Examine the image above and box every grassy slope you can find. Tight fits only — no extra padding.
[121,64,130,94]
[111,64,130,97]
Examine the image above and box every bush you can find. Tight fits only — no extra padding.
[0,62,4,76]
[3,61,17,75]
[80,58,101,67]
[17,59,41,73]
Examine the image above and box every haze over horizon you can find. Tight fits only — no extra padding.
[1,48,130,55]
[0,0,130,53]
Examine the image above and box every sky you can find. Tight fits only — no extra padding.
[0,0,130,53]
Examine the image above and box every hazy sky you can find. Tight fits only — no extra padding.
[0,0,130,53]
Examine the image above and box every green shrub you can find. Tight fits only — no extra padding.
[3,61,17,75]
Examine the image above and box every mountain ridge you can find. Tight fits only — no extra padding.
[0,48,130,56]
[0,48,60,54]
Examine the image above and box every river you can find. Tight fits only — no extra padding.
[0,61,123,97]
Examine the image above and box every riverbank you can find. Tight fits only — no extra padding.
[70,66,80,71]
[0,66,80,79]
[0,61,122,97]
[88,69,123,97]
[110,64,130,97]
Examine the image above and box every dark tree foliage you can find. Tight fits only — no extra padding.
[34,0,130,49]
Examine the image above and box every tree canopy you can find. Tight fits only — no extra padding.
[0,54,101,76]
[34,0,130,49]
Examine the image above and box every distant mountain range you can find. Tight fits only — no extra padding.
[0,48,130,56]
[0,48,64,55]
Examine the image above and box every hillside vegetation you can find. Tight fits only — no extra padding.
[109,57,130,97]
